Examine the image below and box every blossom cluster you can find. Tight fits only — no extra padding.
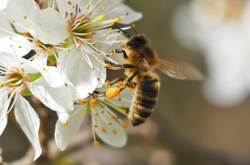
[0,0,142,160]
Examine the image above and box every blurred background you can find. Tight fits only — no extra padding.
[3,0,250,165]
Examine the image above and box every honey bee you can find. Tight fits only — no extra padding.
[93,26,204,126]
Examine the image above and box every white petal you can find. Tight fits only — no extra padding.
[0,11,14,37]
[14,95,41,160]
[29,7,70,45]
[57,111,69,124]
[30,77,73,112]
[58,46,100,99]
[0,115,7,136]
[0,36,32,57]
[32,65,65,87]
[5,0,39,33]
[55,104,88,151]
[93,105,127,147]
[0,0,9,10]
[104,0,142,24]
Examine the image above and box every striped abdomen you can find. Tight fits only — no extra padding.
[129,74,160,126]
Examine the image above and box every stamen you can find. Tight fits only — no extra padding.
[101,128,106,133]
[64,121,69,126]
[79,99,85,103]
[93,141,100,147]
[113,129,117,134]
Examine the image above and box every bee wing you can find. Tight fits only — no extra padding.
[158,59,204,80]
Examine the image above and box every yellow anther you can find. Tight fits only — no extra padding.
[116,17,121,22]
[11,88,15,92]
[101,128,106,133]
[102,6,105,9]
[99,15,104,20]
[70,12,73,16]
[28,23,32,28]
[119,40,122,43]
[47,47,51,50]
[125,39,128,43]
[109,122,112,125]
[67,48,70,51]
[102,110,104,114]
[100,53,103,56]
[79,20,83,24]
[94,41,97,44]
[89,32,92,35]
[73,5,75,8]
[18,46,21,48]
[88,38,92,42]
[132,24,136,28]
[35,45,38,47]
[43,68,46,71]
[124,2,127,5]
[6,112,9,116]
[28,86,31,89]
[117,62,120,65]
[121,105,125,109]
[116,116,119,120]
[100,0,102,2]
[94,125,98,128]
[105,80,110,86]
[93,141,100,147]
[89,52,93,55]
[91,103,95,108]
[10,45,13,47]
[14,67,18,70]
[97,77,100,81]
[110,114,114,119]
[109,31,112,34]
[126,12,129,16]
[66,41,68,44]
[87,17,91,20]
[38,42,41,45]
[79,99,85,103]
[120,31,123,34]
[118,98,122,102]
[10,37,12,39]
[24,16,27,19]
[5,68,8,71]
[113,129,117,134]
[32,56,35,60]
[64,121,69,126]
[95,113,98,116]
[57,62,59,65]
[97,57,100,60]
[92,67,95,70]
[23,35,26,37]
[68,1,71,5]
[129,87,134,91]
[86,6,90,9]
[0,84,4,87]
[20,62,24,65]
[108,5,111,8]
[123,122,128,128]
[82,16,85,19]
[12,20,15,23]
[110,53,113,56]
[111,23,114,26]
[88,3,90,6]
[92,99,97,104]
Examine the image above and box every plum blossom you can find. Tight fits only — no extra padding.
[54,86,135,151]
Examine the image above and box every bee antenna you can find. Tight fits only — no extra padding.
[131,25,138,35]
[111,26,130,38]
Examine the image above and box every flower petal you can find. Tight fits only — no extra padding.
[14,94,41,160]
[92,105,127,147]
[0,0,9,10]
[108,88,134,108]
[30,77,73,112]
[29,7,70,45]
[58,46,101,99]
[4,0,39,33]
[55,104,88,151]
[0,115,7,136]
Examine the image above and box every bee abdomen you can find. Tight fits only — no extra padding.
[129,78,160,126]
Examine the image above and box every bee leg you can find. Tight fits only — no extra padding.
[110,76,128,86]
[109,49,128,59]
[105,64,135,70]
[118,71,138,93]
[127,82,137,91]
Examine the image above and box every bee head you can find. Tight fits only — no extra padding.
[123,34,148,49]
